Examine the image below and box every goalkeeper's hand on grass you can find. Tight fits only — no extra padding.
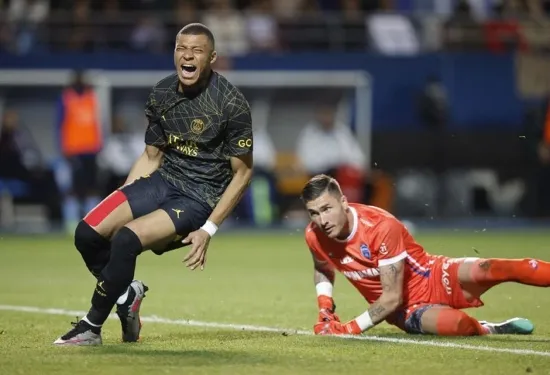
[317,295,339,322]
[314,296,363,335]
[316,295,340,324]
[314,320,362,335]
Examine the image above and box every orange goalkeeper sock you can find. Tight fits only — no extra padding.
[435,309,489,336]
[471,258,550,287]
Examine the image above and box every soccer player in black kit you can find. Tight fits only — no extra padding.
[54,23,253,346]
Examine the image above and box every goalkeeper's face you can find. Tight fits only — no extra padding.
[174,33,217,87]
[306,191,350,239]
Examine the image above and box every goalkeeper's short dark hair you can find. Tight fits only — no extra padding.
[301,174,342,203]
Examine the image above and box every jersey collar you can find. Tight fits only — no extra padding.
[335,206,358,243]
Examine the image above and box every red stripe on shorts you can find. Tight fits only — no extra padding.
[84,190,128,227]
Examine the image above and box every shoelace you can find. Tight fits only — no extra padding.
[70,316,81,328]
[60,317,87,339]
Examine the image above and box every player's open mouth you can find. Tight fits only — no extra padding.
[181,64,197,79]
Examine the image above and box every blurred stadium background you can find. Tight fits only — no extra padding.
[1,0,550,234]
[0,0,550,233]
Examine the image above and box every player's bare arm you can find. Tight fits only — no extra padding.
[124,145,164,185]
[311,250,341,324]
[313,252,335,285]
[315,258,406,335]
[208,152,253,227]
[182,152,253,270]
[365,259,405,324]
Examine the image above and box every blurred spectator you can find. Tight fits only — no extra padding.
[467,0,497,20]
[418,75,449,130]
[280,0,331,51]
[97,115,143,198]
[131,15,166,53]
[67,0,94,51]
[99,0,129,50]
[484,0,530,53]
[134,0,168,11]
[497,0,541,17]
[0,17,15,53]
[273,0,305,18]
[172,0,199,43]
[365,0,393,11]
[253,127,277,174]
[202,0,249,55]
[56,70,103,231]
[444,0,485,50]
[368,11,420,55]
[340,0,368,51]
[297,101,366,175]
[245,0,280,52]
[242,126,279,226]
[296,99,367,201]
[174,0,198,24]
[6,0,49,54]
[0,109,62,225]
[7,0,49,23]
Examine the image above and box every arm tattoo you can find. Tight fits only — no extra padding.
[380,263,399,292]
[368,303,386,321]
[367,260,405,324]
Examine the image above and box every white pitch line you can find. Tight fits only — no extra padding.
[1,304,550,358]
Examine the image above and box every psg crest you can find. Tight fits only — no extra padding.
[360,244,371,259]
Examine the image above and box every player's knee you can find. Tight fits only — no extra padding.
[74,220,105,255]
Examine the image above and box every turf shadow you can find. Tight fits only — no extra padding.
[87,346,276,366]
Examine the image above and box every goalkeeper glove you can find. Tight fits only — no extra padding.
[317,295,340,323]
[314,319,362,335]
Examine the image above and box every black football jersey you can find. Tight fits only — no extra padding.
[144,71,253,208]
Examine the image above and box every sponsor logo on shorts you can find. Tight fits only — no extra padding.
[441,260,452,295]
[379,243,388,255]
[172,209,184,219]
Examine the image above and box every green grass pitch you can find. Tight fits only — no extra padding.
[1,229,550,374]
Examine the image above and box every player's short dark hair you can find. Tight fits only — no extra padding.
[178,23,215,49]
[300,174,342,203]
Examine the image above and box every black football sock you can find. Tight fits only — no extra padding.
[87,227,142,326]
[74,221,111,279]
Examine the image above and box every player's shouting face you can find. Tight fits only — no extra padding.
[305,189,351,240]
[174,32,217,87]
